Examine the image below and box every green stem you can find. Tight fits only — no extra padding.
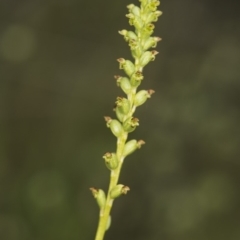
[94,90,136,240]
[94,132,128,240]
[93,1,162,238]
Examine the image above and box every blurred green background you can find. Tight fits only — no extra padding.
[0,0,240,239]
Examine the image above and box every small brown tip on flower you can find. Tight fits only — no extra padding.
[122,186,130,195]
[116,96,124,101]
[117,58,125,63]
[89,187,98,196]
[148,89,155,95]
[110,184,130,198]
[131,117,139,126]
[151,50,159,56]
[156,37,162,42]
[104,116,112,122]
[103,152,118,170]
[114,75,121,80]
[90,188,106,209]
[126,4,134,10]
[138,140,146,147]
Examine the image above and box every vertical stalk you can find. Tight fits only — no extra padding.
[91,1,162,239]
[94,133,127,240]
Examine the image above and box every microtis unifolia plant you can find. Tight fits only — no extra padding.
[90,1,162,239]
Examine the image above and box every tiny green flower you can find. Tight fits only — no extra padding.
[134,89,155,107]
[103,152,119,170]
[110,185,130,199]
[115,97,131,115]
[119,29,138,42]
[127,4,141,17]
[143,36,161,51]
[123,117,139,133]
[141,23,155,39]
[115,75,132,95]
[139,50,158,67]
[132,16,144,29]
[117,58,135,77]
[130,71,144,87]
[147,1,160,12]
[104,117,123,138]
[114,107,125,122]
[90,188,106,209]
[123,139,145,157]
[142,10,162,24]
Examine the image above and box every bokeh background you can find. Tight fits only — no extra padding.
[0,0,240,239]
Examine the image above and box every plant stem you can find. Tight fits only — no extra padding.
[92,1,162,239]
[94,132,128,240]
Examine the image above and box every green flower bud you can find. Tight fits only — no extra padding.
[143,36,161,51]
[139,51,152,67]
[132,16,144,29]
[114,107,125,122]
[118,29,128,41]
[90,188,106,209]
[141,23,155,39]
[103,152,119,170]
[119,30,138,42]
[139,50,158,67]
[115,97,131,115]
[145,10,163,23]
[131,43,143,59]
[110,184,130,199]
[127,4,141,17]
[147,1,160,12]
[123,139,145,157]
[126,13,135,26]
[123,117,139,133]
[130,71,144,87]
[126,31,138,41]
[134,89,155,107]
[129,39,138,51]
[126,11,143,29]
[117,58,135,77]
[115,75,132,95]
[139,0,148,8]
[105,117,124,138]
